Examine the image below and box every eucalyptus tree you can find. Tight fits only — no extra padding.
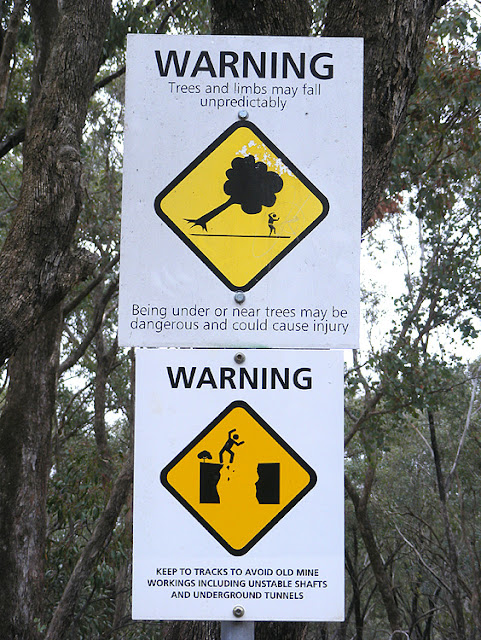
[0,1,475,639]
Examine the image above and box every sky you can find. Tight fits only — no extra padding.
[359,210,481,363]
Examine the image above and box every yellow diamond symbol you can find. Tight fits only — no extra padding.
[154,121,329,291]
[160,401,316,556]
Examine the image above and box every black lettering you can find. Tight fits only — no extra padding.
[155,50,190,77]
[310,53,333,79]
[196,367,217,388]
[271,368,289,389]
[293,368,312,390]
[167,366,196,388]
[262,367,268,389]
[220,367,236,389]
[271,52,278,78]
[282,52,305,78]
[191,51,217,77]
[243,51,266,78]
[239,367,258,389]
[155,49,333,81]
[219,51,239,77]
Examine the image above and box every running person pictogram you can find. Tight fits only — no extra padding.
[268,212,279,236]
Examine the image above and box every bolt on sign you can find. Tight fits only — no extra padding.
[119,34,363,349]
[132,348,344,622]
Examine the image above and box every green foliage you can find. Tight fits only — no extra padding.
[2,0,481,638]
[310,0,329,34]
[389,3,481,218]
[342,5,481,637]
[103,0,210,67]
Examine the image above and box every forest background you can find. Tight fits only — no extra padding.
[0,1,480,639]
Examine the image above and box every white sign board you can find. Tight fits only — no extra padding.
[119,35,363,349]
[133,348,344,621]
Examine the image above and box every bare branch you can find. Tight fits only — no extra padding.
[0,0,27,115]
[59,278,118,376]
[92,66,125,94]
[394,524,451,593]
[91,0,190,94]
[0,126,25,159]
[63,254,119,317]
[344,388,384,448]
[0,204,15,220]
[352,349,372,401]
[156,0,186,33]
[446,362,481,490]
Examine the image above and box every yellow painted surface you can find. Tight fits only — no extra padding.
[165,405,312,552]
[158,125,327,289]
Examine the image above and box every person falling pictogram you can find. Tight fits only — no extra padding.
[219,429,244,464]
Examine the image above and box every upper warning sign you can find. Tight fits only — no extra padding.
[119,34,363,349]
[154,121,329,291]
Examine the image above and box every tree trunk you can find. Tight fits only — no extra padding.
[345,528,364,640]
[427,410,466,640]
[211,0,312,37]
[0,0,111,366]
[0,305,62,640]
[0,2,112,638]
[345,473,405,639]
[165,620,220,640]
[322,0,450,230]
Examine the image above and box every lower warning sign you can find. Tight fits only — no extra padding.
[161,401,316,556]
[132,348,344,621]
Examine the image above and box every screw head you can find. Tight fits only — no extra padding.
[238,109,249,120]
[233,605,245,618]
[234,352,246,364]
[234,291,245,304]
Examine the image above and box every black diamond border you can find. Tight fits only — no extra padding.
[154,120,329,291]
[160,400,317,556]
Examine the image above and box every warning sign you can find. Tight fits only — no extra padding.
[154,121,329,291]
[133,348,344,621]
[161,400,316,555]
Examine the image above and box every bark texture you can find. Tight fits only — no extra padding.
[0,0,111,366]
[322,0,450,230]
[0,306,62,640]
[0,0,27,114]
[211,0,313,36]
[427,410,466,640]
[0,2,112,638]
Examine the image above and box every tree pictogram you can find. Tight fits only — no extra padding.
[186,155,283,231]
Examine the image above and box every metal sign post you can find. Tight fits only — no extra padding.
[221,620,255,640]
